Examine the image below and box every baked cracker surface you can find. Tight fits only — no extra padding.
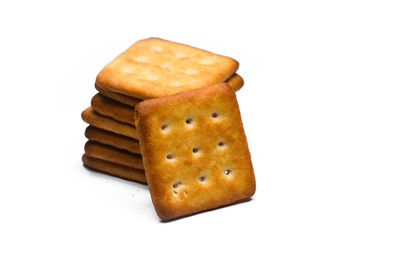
[135,83,255,220]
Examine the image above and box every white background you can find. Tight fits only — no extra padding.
[1,0,399,266]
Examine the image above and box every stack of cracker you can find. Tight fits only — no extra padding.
[81,38,255,220]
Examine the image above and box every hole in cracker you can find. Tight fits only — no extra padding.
[218,140,225,147]
[160,123,169,131]
[185,117,193,125]
[173,181,182,189]
[166,153,175,160]
[184,190,188,195]
[198,175,206,183]
[184,69,198,75]
[134,57,148,63]
[224,169,232,176]
[211,111,219,119]
[173,190,178,195]
[192,147,200,154]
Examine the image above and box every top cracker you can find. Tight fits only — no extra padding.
[96,38,239,99]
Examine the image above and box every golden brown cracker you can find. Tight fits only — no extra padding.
[84,141,143,169]
[96,38,239,99]
[85,126,141,154]
[82,154,146,183]
[135,83,255,220]
[81,107,137,139]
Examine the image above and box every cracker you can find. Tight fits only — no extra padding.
[96,38,239,99]
[91,93,135,125]
[81,107,137,139]
[84,141,143,169]
[85,126,141,154]
[82,154,146,183]
[135,83,255,220]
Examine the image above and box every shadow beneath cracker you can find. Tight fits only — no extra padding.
[160,197,254,223]
[82,164,148,189]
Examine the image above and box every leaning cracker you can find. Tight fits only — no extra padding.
[84,141,143,169]
[135,83,255,220]
[85,126,141,154]
[96,38,239,99]
[91,93,135,125]
[82,154,146,183]
[81,107,137,139]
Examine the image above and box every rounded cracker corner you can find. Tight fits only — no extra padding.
[81,107,90,120]
[95,70,104,85]
[231,57,240,70]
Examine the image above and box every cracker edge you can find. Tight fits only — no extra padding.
[82,154,147,184]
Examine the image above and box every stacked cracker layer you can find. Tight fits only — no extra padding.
[81,38,255,220]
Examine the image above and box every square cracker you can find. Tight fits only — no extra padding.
[96,38,239,99]
[135,83,255,220]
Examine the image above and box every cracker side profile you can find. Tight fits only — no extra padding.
[95,84,141,107]
[91,93,136,125]
[84,141,143,169]
[96,38,239,99]
[135,83,255,220]
[81,107,138,139]
[85,126,141,154]
[82,154,146,183]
